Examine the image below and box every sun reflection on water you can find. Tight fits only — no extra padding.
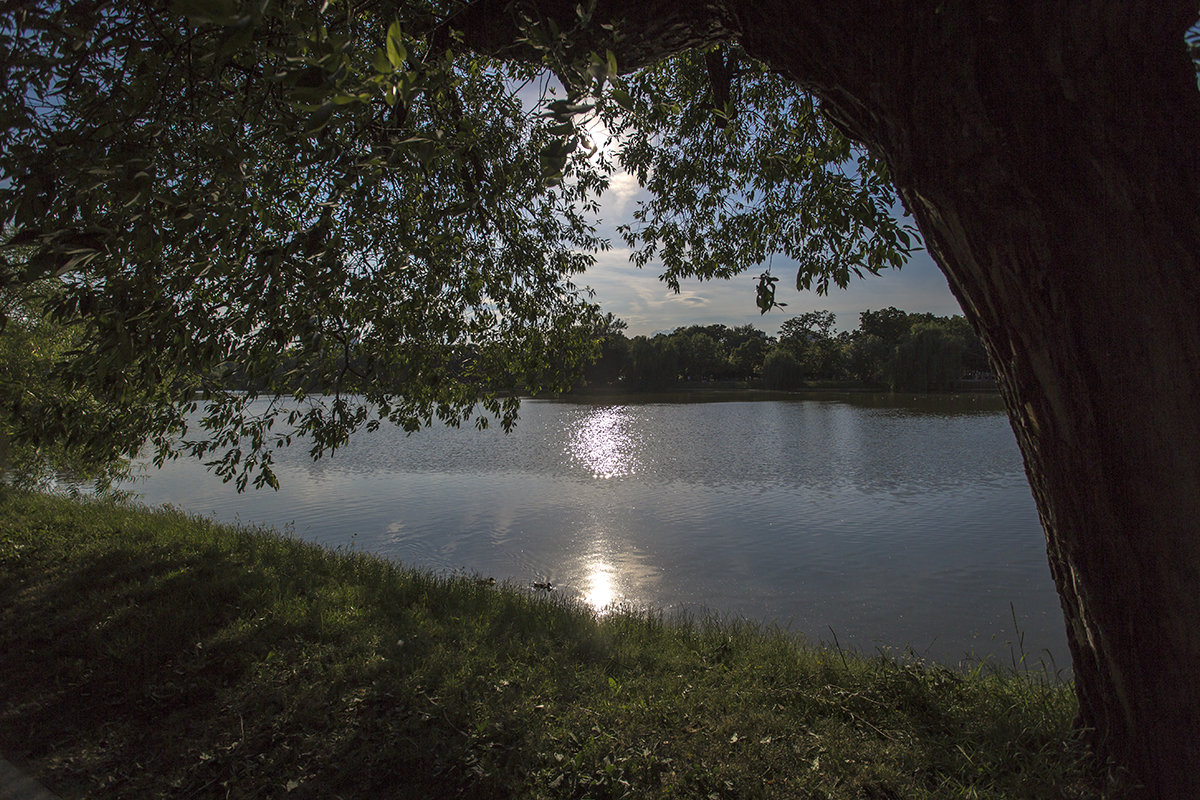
[571,538,665,616]
[566,406,640,479]
[582,559,618,613]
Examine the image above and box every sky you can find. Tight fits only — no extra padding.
[575,166,965,339]
[513,76,966,339]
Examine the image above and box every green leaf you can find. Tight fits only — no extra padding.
[5,228,43,247]
[545,99,594,117]
[172,0,237,25]
[331,92,371,106]
[303,103,336,135]
[372,49,393,74]
[386,22,406,68]
[609,87,634,112]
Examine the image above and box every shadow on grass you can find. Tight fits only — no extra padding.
[0,490,1122,799]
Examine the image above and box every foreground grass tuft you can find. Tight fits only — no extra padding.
[0,489,1127,798]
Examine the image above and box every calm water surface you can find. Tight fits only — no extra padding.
[127,393,1068,671]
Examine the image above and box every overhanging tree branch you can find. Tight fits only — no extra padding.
[444,0,734,72]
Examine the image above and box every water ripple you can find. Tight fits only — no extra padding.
[126,395,1062,668]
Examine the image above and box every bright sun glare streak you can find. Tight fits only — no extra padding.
[566,406,639,479]
[583,559,618,613]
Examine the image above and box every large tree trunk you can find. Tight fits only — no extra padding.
[742,5,1200,795]
[459,1,1200,794]
[914,44,1200,800]
[917,49,1200,800]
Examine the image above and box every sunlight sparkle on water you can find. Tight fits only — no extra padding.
[582,559,618,613]
[566,406,640,479]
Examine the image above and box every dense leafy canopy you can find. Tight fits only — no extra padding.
[1,0,916,488]
[0,278,159,489]
[603,46,916,294]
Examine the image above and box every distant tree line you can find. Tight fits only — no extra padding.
[579,307,993,393]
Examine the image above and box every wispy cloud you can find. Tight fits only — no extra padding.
[581,245,963,337]
[604,171,641,216]
[509,80,963,337]
[579,155,962,336]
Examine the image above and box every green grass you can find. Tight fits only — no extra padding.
[0,489,1127,799]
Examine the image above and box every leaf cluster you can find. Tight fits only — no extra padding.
[1,0,611,488]
[0,280,161,491]
[2,1,928,489]
[600,46,921,294]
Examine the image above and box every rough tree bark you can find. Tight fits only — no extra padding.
[458,2,1200,796]
[780,7,1200,797]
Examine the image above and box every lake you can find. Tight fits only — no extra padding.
[125,392,1069,673]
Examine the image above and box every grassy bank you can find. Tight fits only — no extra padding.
[0,490,1123,798]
